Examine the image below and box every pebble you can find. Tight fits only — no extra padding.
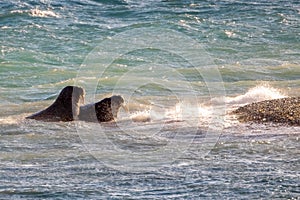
[232,97,300,126]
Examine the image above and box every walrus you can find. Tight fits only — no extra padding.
[233,97,300,125]
[26,86,85,122]
[26,86,125,123]
[78,95,125,123]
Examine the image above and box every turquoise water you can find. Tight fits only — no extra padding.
[1,0,299,199]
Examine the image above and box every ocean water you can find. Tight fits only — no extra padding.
[0,0,299,199]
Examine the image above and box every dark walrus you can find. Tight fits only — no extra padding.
[26,86,85,122]
[26,86,125,123]
[78,95,125,123]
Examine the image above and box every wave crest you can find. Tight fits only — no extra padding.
[11,8,60,18]
[225,85,286,106]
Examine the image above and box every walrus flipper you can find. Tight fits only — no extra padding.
[26,86,85,122]
[79,95,124,123]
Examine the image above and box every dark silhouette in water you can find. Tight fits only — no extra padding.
[233,97,300,125]
[26,86,84,122]
[79,95,125,123]
[26,86,124,123]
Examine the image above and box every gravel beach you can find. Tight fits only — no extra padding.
[233,97,300,125]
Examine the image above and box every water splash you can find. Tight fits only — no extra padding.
[130,110,151,122]
[225,85,286,106]
[1,85,287,127]
[125,101,214,126]
[10,8,60,18]
[0,115,20,125]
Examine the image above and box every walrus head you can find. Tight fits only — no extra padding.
[79,95,125,123]
[94,95,125,122]
[26,86,85,122]
[110,95,125,118]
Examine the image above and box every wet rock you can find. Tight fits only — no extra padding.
[233,97,300,125]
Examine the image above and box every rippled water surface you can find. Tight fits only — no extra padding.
[0,0,299,199]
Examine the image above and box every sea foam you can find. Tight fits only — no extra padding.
[11,8,60,18]
[225,85,286,106]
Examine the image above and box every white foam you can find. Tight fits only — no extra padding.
[165,103,183,120]
[0,115,23,125]
[224,30,236,38]
[29,8,60,18]
[198,105,213,118]
[130,110,151,122]
[11,8,60,18]
[225,85,286,106]
[118,85,287,127]
[128,102,216,125]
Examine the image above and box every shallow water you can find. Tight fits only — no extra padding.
[1,0,300,199]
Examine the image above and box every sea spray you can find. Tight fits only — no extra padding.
[225,85,286,106]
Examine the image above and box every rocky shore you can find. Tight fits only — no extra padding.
[233,97,300,126]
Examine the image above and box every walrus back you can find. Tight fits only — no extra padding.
[26,97,74,122]
[78,95,124,123]
[78,103,100,123]
[26,86,84,122]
